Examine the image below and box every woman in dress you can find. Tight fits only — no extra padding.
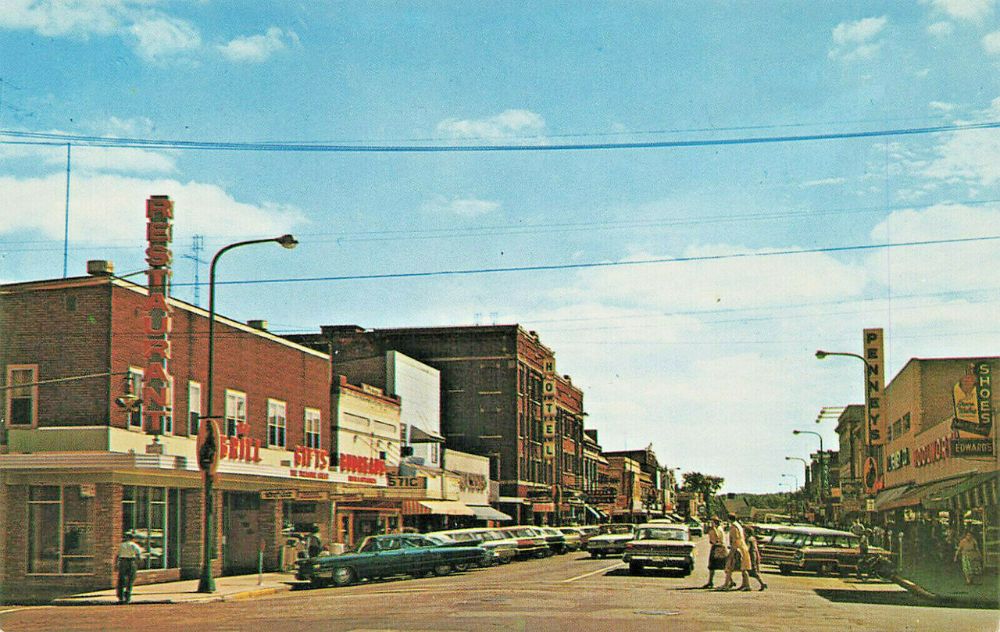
[701,518,728,589]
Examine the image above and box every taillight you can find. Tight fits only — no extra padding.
[625,543,635,550]
[518,538,532,547]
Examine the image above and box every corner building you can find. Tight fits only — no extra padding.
[0,272,383,603]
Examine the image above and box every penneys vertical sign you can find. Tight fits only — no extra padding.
[144,195,173,434]
[863,328,885,447]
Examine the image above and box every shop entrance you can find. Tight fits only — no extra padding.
[222,492,262,574]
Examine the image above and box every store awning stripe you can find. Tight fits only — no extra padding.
[403,500,476,516]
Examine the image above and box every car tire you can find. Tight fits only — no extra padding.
[778,564,792,575]
[818,562,837,576]
[332,567,356,587]
[629,562,643,575]
[454,563,469,572]
[433,563,452,576]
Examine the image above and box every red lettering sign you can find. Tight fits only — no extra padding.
[338,453,386,475]
[143,196,173,435]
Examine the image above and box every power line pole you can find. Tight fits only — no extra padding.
[182,235,206,307]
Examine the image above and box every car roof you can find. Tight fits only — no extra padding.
[753,524,856,537]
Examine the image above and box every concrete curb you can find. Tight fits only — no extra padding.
[892,574,1000,609]
[221,585,291,602]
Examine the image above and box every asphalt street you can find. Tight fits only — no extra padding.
[1,539,997,632]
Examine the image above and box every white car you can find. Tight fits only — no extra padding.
[586,524,636,558]
[622,524,695,575]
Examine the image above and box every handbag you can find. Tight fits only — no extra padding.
[710,545,728,561]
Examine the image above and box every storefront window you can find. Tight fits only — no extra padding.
[122,486,182,570]
[27,485,94,574]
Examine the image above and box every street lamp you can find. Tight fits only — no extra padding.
[793,429,826,505]
[197,234,298,594]
[785,456,810,491]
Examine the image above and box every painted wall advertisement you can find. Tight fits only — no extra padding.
[950,360,994,456]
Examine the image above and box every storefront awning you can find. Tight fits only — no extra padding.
[467,505,512,521]
[924,471,999,511]
[875,476,972,512]
[402,500,476,516]
[497,496,529,505]
[585,505,607,520]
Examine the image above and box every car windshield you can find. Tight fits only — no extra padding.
[601,525,633,534]
[636,528,686,541]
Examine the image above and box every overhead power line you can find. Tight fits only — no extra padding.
[166,233,1000,288]
[2,120,999,153]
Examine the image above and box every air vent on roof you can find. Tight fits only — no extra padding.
[86,260,114,276]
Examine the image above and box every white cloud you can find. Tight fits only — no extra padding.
[929,101,957,112]
[924,126,1000,185]
[0,173,303,243]
[0,0,122,37]
[926,21,955,37]
[0,2,203,63]
[436,109,546,141]
[218,27,296,62]
[982,30,1000,54]
[927,0,994,21]
[800,177,847,188]
[47,146,177,174]
[128,15,201,62]
[421,196,501,217]
[829,16,888,62]
[868,203,1000,294]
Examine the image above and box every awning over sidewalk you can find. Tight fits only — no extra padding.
[925,471,999,511]
[875,476,972,512]
[402,500,476,516]
[467,505,512,521]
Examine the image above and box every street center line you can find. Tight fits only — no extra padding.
[562,562,623,583]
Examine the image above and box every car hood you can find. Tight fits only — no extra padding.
[589,534,634,542]
[629,540,693,549]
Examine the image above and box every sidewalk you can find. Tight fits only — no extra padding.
[51,572,296,606]
[893,560,999,609]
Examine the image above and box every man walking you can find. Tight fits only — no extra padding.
[701,518,727,588]
[116,533,143,603]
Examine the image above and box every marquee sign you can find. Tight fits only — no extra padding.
[143,195,173,434]
[863,328,885,446]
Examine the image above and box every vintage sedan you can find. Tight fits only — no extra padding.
[586,524,636,558]
[536,526,568,554]
[295,534,488,587]
[430,528,517,565]
[623,524,695,575]
[557,527,583,552]
[498,526,551,559]
[758,525,890,576]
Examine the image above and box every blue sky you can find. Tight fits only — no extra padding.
[2,1,999,493]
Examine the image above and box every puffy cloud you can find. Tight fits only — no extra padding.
[927,0,994,21]
[829,16,888,62]
[0,172,303,243]
[436,109,546,141]
[927,21,955,37]
[0,0,122,38]
[421,196,501,217]
[218,27,297,62]
[982,30,1000,54]
[800,177,847,188]
[929,101,957,112]
[128,15,201,62]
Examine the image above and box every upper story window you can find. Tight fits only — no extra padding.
[304,408,321,449]
[267,399,287,448]
[188,381,202,436]
[6,365,38,427]
[224,390,246,437]
[126,368,144,430]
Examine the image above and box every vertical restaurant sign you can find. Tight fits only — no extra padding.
[144,195,173,434]
[863,328,885,446]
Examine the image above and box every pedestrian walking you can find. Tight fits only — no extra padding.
[954,530,982,585]
[720,514,751,591]
[745,525,767,591]
[115,533,143,604]
[701,518,728,589]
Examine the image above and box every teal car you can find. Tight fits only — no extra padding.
[295,534,488,587]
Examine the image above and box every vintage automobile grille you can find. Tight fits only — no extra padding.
[761,544,799,565]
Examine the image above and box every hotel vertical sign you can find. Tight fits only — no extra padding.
[863,328,885,447]
[144,195,173,435]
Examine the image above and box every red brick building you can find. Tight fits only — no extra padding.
[288,325,587,525]
[0,270,388,602]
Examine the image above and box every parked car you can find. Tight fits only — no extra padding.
[577,525,601,550]
[498,526,552,559]
[536,526,569,554]
[557,527,583,552]
[586,524,636,558]
[295,534,488,587]
[623,524,695,575]
[430,528,517,565]
[757,524,890,576]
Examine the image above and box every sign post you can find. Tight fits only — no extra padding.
[196,418,220,593]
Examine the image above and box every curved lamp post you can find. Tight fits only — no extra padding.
[198,234,298,594]
[793,429,825,506]
[785,456,810,491]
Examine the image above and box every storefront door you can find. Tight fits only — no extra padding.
[222,492,262,574]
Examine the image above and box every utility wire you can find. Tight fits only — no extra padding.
[2,120,998,153]
[166,234,1000,288]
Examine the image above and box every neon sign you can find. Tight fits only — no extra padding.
[143,195,172,434]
